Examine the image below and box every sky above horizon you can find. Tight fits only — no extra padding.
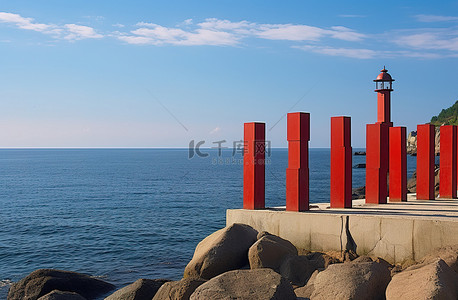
[0,0,457,148]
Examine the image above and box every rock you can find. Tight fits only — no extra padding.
[306,252,341,270]
[352,186,365,200]
[294,270,319,299]
[306,261,391,300]
[324,249,358,263]
[386,259,458,300]
[37,290,86,300]
[105,279,169,300]
[401,258,417,270]
[435,127,441,155]
[419,244,458,272]
[407,127,441,156]
[189,268,296,300]
[7,269,114,300]
[354,151,366,156]
[351,256,373,263]
[152,278,206,300]
[407,131,417,155]
[353,163,366,169]
[279,255,316,287]
[390,265,403,277]
[297,248,311,256]
[407,164,440,196]
[184,223,258,280]
[407,171,417,193]
[248,232,298,272]
[372,257,392,269]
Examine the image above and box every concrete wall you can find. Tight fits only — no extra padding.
[226,208,458,264]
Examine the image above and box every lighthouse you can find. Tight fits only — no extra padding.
[366,67,395,204]
[374,67,394,126]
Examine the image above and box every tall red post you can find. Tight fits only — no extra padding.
[389,126,407,201]
[377,91,393,126]
[416,124,435,200]
[439,125,457,199]
[330,116,352,208]
[286,112,310,211]
[243,122,265,209]
[366,123,389,204]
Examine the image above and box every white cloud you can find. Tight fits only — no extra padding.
[132,25,187,41]
[295,45,376,59]
[1,12,456,59]
[64,24,103,40]
[329,26,366,41]
[117,35,154,45]
[0,12,103,41]
[136,22,158,27]
[209,127,221,135]
[179,29,238,46]
[256,24,326,41]
[122,18,365,46]
[119,22,239,46]
[198,18,255,34]
[415,15,458,22]
[0,12,55,33]
[395,30,458,51]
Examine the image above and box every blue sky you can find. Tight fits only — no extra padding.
[0,0,457,147]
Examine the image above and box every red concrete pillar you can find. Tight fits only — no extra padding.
[439,125,457,199]
[389,127,407,201]
[416,124,435,200]
[243,122,265,209]
[286,112,310,211]
[366,123,389,204]
[330,116,352,208]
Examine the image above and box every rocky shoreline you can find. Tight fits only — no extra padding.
[6,223,458,300]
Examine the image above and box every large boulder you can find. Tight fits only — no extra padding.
[153,278,206,300]
[37,290,86,300]
[189,268,296,300]
[306,252,341,270]
[299,261,391,300]
[419,245,458,272]
[294,270,319,299]
[248,232,297,272]
[386,259,458,300]
[184,223,258,280]
[105,279,169,300]
[279,255,316,287]
[7,269,115,300]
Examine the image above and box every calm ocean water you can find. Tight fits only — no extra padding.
[0,148,417,298]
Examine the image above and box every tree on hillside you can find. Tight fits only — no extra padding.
[430,100,458,126]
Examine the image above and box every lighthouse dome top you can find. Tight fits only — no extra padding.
[374,67,394,82]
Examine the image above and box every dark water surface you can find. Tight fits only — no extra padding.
[0,148,417,297]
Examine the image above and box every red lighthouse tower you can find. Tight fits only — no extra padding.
[366,67,395,204]
[374,67,394,126]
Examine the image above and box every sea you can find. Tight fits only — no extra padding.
[0,148,418,298]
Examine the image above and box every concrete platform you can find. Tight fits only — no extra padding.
[226,194,458,264]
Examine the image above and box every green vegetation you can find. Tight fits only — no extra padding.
[430,100,458,126]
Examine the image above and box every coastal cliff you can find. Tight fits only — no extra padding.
[406,100,458,156]
[406,127,440,156]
